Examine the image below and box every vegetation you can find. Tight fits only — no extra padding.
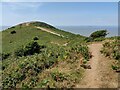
[101,40,120,60]
[101,38,120,71]
[29,21,56,29]
[50,70,67,82]
[78,45,91,61]
[1,21,91,88]
[84,30,108,42]
[33,36,39,40]
[1,53,10,60]
[2,21,119,88]
[90,30,108,39]
[93,37,105,42]
[10,30,16,34]
[14,41,43,57]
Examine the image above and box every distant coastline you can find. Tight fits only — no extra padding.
[1,26,118,37]
[57,26,118,37]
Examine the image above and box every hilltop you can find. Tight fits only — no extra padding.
[2,21,85,53]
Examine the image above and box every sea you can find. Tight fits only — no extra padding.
[1,26,118,37]
[57,26,118,37]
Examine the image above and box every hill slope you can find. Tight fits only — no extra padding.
[1,21,119,88]
[1,21,90,88]
[2,21,85,53]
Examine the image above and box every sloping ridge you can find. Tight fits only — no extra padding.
[18,21,56,29]
[15,21,64,37]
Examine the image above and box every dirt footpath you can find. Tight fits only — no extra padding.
[76,43,118,88]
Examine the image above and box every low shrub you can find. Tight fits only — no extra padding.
[1,53,10,60]
[94,37,105,41]
[51,70,67,82]
[10,30,16,34]
[39,79,49,88]
[15,47,25,57]
[15,41,45,57]
[24,41,41,55]
[101,40,120,60]
[111,65,119,70]
[90,30,108,39]
[84,37,93,42]
[79,45,91,61]
[33,36,39,40]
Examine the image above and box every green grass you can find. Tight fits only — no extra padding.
[2,26,66,53]
[1,21,90,88]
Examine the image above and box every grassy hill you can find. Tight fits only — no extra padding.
[2,21,84,54]
[1,21,91,88]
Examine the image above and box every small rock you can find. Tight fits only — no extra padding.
[80,64,91,69]
[116,69,120,73]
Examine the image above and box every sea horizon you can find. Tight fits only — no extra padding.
[57,26,118,37]
[1,25,118,37]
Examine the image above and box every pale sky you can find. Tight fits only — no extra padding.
[0,1,119,26]
[1,0,120,2]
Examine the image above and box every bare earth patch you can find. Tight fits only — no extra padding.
[76,43,118,88]
[35,26,62,37]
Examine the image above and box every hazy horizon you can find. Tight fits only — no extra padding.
[1,25,118,37]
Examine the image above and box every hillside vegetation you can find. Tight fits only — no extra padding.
[101,37,120,72]
[84,30,108,42]
[1,21,119,88]
[1,21,91,88]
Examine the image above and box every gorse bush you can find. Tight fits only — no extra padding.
[24,42,40,55]
[33,36,39,40]
[1,53,10,60]
[38,79,49,88]
[90,30,108,39]
[79,45,91,61]
[10,30,16,34]
[101,40,120,60]
[15,47,25,57]
[51,69,67,82]
[94,37,105,42]
[15,41,44,57]
[84,30,107,42]
[84,37,93,42]
[69,43,91,61]
[111,65,119,70]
